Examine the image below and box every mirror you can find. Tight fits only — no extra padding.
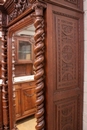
[0,3,45,130]
[12,24,36,130]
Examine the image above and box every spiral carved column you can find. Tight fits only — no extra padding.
[12,38,18,130]
[1,29,9,130]
[33,2,46,130]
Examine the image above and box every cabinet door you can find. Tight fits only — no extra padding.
[21,82,36,116]
[46,4,84,130]
[15,87,21,119]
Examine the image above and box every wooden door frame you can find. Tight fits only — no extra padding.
[7,1,46,130]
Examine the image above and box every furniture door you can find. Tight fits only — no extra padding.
[46,4,83,130]
[21,82,36,117]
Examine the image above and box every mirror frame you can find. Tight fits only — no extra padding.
[1,1,46,130]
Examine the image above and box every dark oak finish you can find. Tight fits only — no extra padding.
[15,64,33,77]
[1,21,9,130]
[33,2,46,130]
[45,3,84,130]
[0,0,84,130]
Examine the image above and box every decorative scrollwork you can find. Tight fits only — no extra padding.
[33,2,46,130]
[9,0,36,22]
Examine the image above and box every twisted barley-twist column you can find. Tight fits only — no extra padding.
[1,30,9,130]
[33,4,46,130]
[12,38,18,130]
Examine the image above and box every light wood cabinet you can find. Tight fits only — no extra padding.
[14,81,36,121]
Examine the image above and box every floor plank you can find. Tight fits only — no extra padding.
[17,116,36,130]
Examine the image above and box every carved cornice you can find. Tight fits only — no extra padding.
[8,0,36,22]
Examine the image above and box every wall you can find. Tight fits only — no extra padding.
[84,0,87,129]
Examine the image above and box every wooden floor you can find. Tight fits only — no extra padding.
[17,115,36,130]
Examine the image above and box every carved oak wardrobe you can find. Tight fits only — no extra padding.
[0,0,84,130]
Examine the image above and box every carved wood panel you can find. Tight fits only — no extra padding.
[46,4,83,130]
[54,12,79,91]
[54,96,80,130]
[8,0,36,22]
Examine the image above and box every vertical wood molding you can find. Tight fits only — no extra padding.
[1,27,9,130]
[0,85,3,130]
[33,1,46,130]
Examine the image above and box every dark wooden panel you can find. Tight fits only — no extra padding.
[54,96,80,130]
[53,8,79,92]
[45,4,83,130]
[15,64,33,77]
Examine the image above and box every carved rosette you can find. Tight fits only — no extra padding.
[1,28,9,130]
[33,2,46,130]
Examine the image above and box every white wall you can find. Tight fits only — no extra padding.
[83,0,87,129]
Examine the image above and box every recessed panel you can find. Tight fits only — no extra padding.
[54,96,80,130]
[53,11,79,91]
